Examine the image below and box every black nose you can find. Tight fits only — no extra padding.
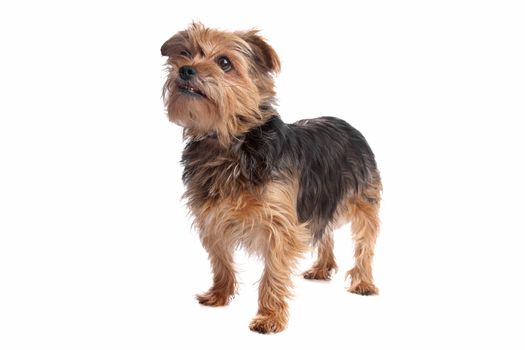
[179,65,197,81]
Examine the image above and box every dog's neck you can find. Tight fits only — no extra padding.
[185,102,279,148]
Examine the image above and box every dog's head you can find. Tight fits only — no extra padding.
[161,22,280,145]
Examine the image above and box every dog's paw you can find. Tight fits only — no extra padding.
[303,266,334,280]
[348,281,379,296]
[249,314,287,334]
[196,291,232,307]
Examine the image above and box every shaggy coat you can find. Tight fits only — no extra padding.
[162,23,381,334]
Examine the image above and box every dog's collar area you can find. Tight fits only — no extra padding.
[190,115,282,147]
[193,132,218,141]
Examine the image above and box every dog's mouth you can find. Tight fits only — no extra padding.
[176,80,206,98]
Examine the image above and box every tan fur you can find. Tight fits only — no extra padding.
[303,232,337,280]
[346,196,380,295]
[162,22,279,147]
[303,172,381,292]
[162,23,382,334]
[336,175,382,295]
[189,175,309,333]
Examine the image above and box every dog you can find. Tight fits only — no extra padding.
[161,23,381,334]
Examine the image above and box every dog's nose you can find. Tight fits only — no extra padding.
[179,65,197,81]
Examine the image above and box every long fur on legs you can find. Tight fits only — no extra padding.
[161,22,382,333]
[303,232,337,280]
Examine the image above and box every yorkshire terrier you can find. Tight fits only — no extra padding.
[161,23,381,334]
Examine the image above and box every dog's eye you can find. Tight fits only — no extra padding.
[179,49,192,58]
[217,56,233,72]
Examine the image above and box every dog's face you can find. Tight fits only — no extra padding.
[161,23,280,145]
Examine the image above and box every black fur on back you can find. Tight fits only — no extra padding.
[182,116,380,240]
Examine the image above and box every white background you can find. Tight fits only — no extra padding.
[1,0,524,349]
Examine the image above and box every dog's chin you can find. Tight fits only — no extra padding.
[166,93,220,133]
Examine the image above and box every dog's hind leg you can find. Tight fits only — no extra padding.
[346,182,381,295]
[303,231,337,280]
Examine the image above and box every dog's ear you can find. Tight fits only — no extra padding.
[161,31,188,57]
[239,30,281,74]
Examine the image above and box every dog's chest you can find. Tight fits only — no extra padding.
[182,139,268,199]
[187,173,268,252]
[184,156,248,199]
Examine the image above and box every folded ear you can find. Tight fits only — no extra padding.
[239,30,281,74]
[161,31,188,57]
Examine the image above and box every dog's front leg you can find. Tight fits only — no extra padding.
[249,182,308,334]
[249,243,295,334]
[196,233,236,307]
